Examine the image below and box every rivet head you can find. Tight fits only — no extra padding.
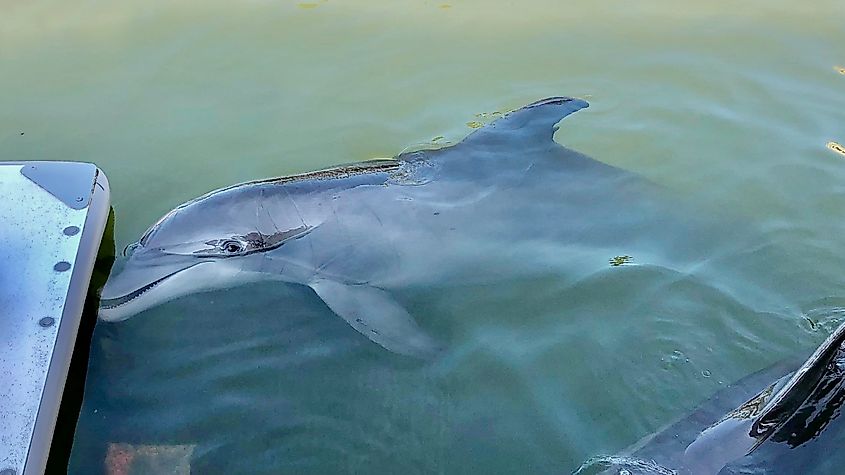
[63,226,80,236]
[39,317,55,327]
[54,261,71,272]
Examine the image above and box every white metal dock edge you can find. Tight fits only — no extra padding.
[0,162,110,475]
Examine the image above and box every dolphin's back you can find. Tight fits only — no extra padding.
[260,96,721,290]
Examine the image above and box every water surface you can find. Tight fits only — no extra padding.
[2,1,845,473]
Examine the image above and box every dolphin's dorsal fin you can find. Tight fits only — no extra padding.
[461,97,589,146]
[682,320,845,474]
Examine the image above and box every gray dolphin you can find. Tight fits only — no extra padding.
[99,97,717,357]
[577,321,845,475]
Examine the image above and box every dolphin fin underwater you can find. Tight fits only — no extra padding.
[307,278,439,357]
[580,320,845,474]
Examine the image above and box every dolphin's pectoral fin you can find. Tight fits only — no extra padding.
[308,279,441,358]
[462,96,589,145]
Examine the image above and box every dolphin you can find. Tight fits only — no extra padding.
[577,321,845,475]
[99,97,722,357]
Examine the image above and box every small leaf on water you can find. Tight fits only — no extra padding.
[827,141,845,157]
[609,255,633,267]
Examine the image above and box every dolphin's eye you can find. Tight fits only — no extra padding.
[221,240,244,254]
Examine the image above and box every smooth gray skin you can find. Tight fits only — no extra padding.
[587,321,845,475]
[99,96,715,357]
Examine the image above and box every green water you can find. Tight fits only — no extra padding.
[3,1,845,473]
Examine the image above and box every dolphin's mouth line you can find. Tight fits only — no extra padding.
[99,267,188,310]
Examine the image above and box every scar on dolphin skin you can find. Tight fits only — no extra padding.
[827,141,845,157]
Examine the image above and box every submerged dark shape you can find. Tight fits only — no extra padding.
[99,96,719,357]
[580,321,845,475]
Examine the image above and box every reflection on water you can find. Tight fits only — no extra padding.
[2,0,845,473]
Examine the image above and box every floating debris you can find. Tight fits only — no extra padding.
[609,255,633,266]
[836,66,845,75]
[465,111,504,130]
[827,141,845,157]
[474,111,503,119]
[431,135,444,143]
[297,2,319,8]
[439,3,451,8]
